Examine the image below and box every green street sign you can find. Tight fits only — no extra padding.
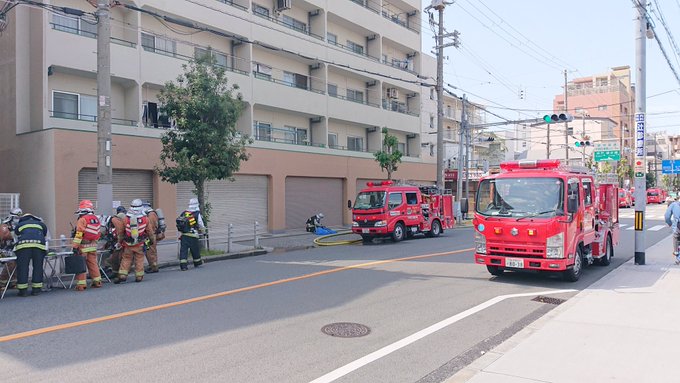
[635,171,644,178]
[594,150,621,162]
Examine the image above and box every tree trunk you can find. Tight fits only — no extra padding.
[195,179,209,250]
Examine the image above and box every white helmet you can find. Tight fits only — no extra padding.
[130,199,144,214]
[188,198,199,211]
[10,207,22,217]
[316,213,324,219]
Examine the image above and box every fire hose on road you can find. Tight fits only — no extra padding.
[313,231,363,246]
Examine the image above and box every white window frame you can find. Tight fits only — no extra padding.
[52,14,97,37]
[328,133,338,148]
[327,32,337,45]
[252,62,272,80]
[347,89,364,104]
[327,83,338,97]
[52,90,97,122]
[253,4,270,17]
[282,15,307,33]
[141,32,176,56]
[347,136,364,151]
[254,121,272,141]
[347,40,364,55]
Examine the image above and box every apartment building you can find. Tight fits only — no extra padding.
[0,0,442,236]
[553,66,635,150]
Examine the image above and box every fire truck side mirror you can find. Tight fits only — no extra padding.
[347,200,352,209]
[567,196,578,214]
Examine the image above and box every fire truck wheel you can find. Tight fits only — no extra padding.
[597,235,613,266]
[391,222,405,242]
[426,220,442,238]
[487,265,504,276]
[563,247,583,282]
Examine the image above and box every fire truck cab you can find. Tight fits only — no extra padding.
[351,181,454,243]
[473,160,620,282]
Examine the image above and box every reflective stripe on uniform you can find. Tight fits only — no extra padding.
[32,282,43,288]
[180,259,188,264]
[93,276,101,282]
[81,246,97,253]
[182,232,199,238]
[14,243,46,251]
[135,271,144,277]
[118,271,129,276]
[17,283,28,289]
[77,280,86,286]
[18,224,43,232]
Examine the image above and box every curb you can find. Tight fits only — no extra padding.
[156,248,268,270]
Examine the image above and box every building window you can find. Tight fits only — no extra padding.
[430,115,434,129]
[255,122,272,141]
[446,105,452,118]
[195,47,228,68]
[328,84,338,97]
[328,133,338,148]
[327,33,337,45]
[347,89,364,104]
[253,4,269,17]
[347,136,364,151]
[52,14,97,37]
[347,40,364,55]
[284,126,308,145]
[397,142,406,154]
[598,105,607,111]
[430,88,435,100]
[283,71,308,90]
[141,32,176,56]
[252,62,272,80]
[282,15,307,33]
[52,91,97,121]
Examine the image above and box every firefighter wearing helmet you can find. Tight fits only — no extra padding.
[13,210,49,296]
[0,207,22,291]
[142,201,163,273]
[103,206,127,279]
[114,199,153,283]
[176,198,205,271]
[72,200,102,291]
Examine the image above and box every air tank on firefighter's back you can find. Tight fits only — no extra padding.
[155,208,166,231]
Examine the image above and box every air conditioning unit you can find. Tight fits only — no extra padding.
[387,88,399,99]
[276,0,292,11]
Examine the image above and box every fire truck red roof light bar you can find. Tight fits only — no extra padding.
[366,181,394,187]
[500,160,561,171]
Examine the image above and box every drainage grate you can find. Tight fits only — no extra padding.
[531,296,566,305]
[321,322,371,338]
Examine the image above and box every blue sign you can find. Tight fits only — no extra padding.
[661,160,680,174]
[635,113,645,157]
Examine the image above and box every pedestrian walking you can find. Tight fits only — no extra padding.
[13,212,48,296]
[176,198,205,271]
[72,200,102,291]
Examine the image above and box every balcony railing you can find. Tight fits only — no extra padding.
[382,99,419,117]
[252,71,325,95]
[215,0,248,11]
[329,92,380,108]
[49,111,138,127]
[328,40,380,62]
[382,57,417,75]
[142,45,250,76]
[252,9,324,40]
[347,0,419,34]
[50,22,137,48]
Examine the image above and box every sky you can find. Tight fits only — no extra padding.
[419,0,680,138]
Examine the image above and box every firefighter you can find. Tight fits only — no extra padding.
[0,208,22,290]
[177,198,205,271]
[114,199,152,283]
[72,200,103,291]
[103,206,127,279]
[305,213,324,232]
[13,212,49,296]
[142,201,160,273]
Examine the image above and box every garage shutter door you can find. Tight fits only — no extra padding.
[286,177,343,229]
[78,168,153,211]
[176,175,268,239]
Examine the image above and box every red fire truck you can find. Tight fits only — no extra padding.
[351,181,454,243]
[473,160,620,282]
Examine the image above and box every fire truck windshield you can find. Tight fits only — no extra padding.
[354,191,387,210]
[476,177,565,217]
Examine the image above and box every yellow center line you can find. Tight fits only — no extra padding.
[0,247,474,343]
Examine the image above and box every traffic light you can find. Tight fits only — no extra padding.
[575,140,591,147]
[542,113,574,123]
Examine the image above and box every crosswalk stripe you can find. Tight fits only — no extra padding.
[626,226,635,231]
[619,224,628,228]
[648,225,666,231]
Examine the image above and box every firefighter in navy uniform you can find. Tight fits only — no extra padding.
[13,212,49,297]
[72,200,103,291]
[177,198,205,271]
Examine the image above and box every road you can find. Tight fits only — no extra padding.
[0,204,671,383]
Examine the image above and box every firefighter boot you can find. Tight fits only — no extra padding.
[17,288,28,297]
[135,276,143,283]
[31,288,41,296]
[145,265,159,273]
[75,285,86,291]
[113,274,127,284]
[91,280,102,288]
[180,263,188,271]
[193,259,203,268]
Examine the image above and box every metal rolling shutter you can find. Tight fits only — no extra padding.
[176,175,268,239]
[286,177,343,229]
[78,168,153,211]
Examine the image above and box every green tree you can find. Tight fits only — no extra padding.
[646,172,656,189]
[374,127,402,180]
[598,161,613,174]
[616,157,633,185]
[157,56,251,226]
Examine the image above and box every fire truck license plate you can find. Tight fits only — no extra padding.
[362,229,370,233]
[505,258,524,268]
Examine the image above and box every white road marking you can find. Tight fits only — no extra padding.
[626,226,635,230]
[648,225,666,231]
[309,289,577,383]
[619,224,628,228]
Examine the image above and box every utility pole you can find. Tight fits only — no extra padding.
[582,113,586,164]
[96,0,113,216]
[654,134,658,187]
[465,115,471,207]
[564,69,569,162]
[546,124,551,159]
[434,1,445,190]
[456,95,466,221]
[634,1,647,265]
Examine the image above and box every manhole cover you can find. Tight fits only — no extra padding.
[321,322,371,338]
[532,295,566,305]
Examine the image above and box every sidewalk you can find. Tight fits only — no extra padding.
[448,233,678,383]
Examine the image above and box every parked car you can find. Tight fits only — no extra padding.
[618,189,632,208]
